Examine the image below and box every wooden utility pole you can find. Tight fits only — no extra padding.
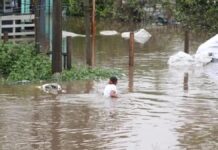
[91,0,96,66]
[34,0,40,53]
[129,32,135,66]
[84,0,94,66]
[52,0,62,73]
[184,30,189,54]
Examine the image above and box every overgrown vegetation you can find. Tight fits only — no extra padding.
[63,0,84,16]
[63,0,218,33]
[62,0,146,21]
[0,42,122,84]
[176,0,218,33]
[62,0,114,18]
[61,66,121,81]
[95,0,114,18]
[0,42,52,81]
[114,0,145,22]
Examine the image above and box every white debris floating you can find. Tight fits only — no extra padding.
[168,34,218,67]
[62,30,85,38]
[100,30,119,36]
[168,51,194,66]
[121,32,130,39]
[168,51,213,67]
[134,29,152,44]
[121,29,151,44]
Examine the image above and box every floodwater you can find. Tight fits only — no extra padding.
[0,19,218,150]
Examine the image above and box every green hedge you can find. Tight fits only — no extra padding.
[0,42,122,83]
[0,42,51,81]
[61,66,121,81]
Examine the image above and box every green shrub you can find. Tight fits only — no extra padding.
[7,54,52,81]
[0,42,25,75]
[65,0,84,16]
[61,66,122,81]
[63,0,114,18]
[0,42,52,81]
[0,42,122,83]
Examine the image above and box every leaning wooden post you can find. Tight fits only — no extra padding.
[91,0,96,66]
[66,36,72,70]
[3,32,8,43]
[184,30,189,54]
[129,32,135,66]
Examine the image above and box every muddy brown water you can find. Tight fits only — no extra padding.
[0,21,217,150]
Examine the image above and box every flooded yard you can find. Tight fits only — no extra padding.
[0,19,217,150]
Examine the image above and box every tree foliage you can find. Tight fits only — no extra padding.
[114,0,146,22]
[63,0,83,16]
[62,0,146,21]
[63,0,114,18]
[176,0,218,33]
[95,0,114,18]
[62,0,180,23]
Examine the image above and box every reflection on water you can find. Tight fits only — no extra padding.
[183,73,189,91]
[128,66,134,92]
[0,21,218,149]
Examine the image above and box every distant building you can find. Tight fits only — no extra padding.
[0,0,53,52]
[0,0,33,15]
[0,0,53,15]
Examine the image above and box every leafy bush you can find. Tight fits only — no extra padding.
[63,0,114,18]
[0,42,26,76]
[115,0,145,22]
[61,66,122,81]
[0,42,52,81]
[96,0,113,18]
[64,0,84,16]
[0,42,122,83]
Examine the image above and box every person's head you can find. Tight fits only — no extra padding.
[109,76,118,85]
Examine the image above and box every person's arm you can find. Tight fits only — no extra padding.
[110,90,118,98]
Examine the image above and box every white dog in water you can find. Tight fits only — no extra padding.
[37,83,66,95]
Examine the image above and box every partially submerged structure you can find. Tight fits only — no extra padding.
[196,34,218,60]
[168,34,218,67]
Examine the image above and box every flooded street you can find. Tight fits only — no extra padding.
[0,21,218,149]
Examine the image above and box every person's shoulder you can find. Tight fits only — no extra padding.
[108,84,116,88]
[104,84,111,89]
[104,84,116,92]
